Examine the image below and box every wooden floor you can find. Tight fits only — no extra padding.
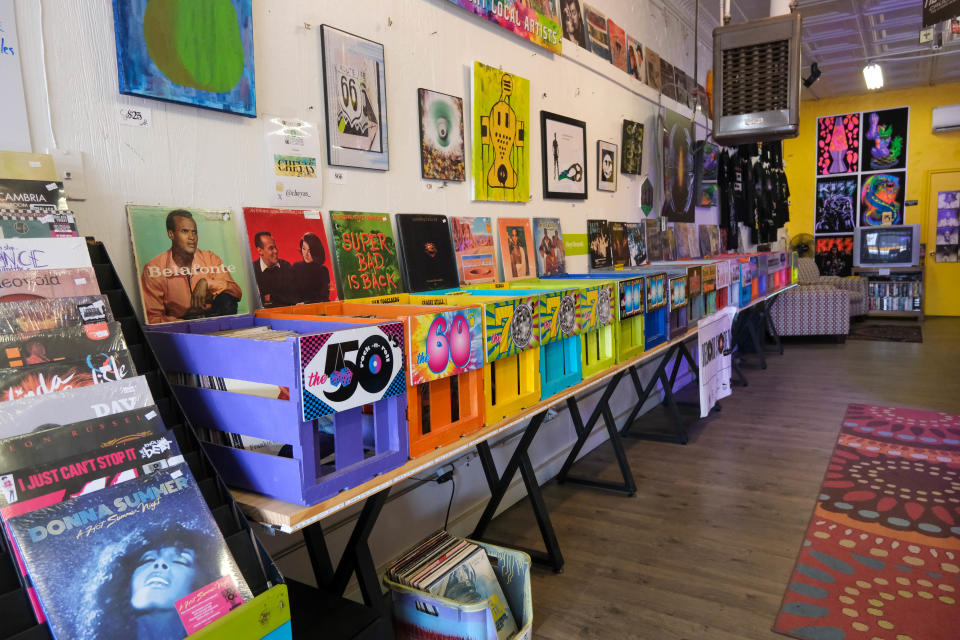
[485,317,960,639]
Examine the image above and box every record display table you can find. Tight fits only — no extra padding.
[229,324,704,611]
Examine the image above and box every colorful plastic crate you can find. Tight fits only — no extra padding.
[668,274,689,339]
[145,315,408,505]
[425,285,582,401]
[257,301,485,459]
[406,292,541,425]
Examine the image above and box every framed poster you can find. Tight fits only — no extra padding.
[112,0,256,117]
[497,217,536,281]
[418,89,465,181]
[859,171,905,226]
[660,109,695,222]
[540,111,587,200]
[814,176,857,233]
[815,235,854,277]
[472,61,529,202]
[860,107,908,172]
[621,120,643,175]
[596,140,617,192]
[936,191,959,263]
[320,25,389,170]
[816,113,859,176]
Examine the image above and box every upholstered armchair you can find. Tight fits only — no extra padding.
[768,258,867,338]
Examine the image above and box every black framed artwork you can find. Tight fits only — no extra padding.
[320,25,389,170]
[596,140,617,192]
[540,111,587,200]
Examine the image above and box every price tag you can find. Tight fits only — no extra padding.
[879,268,890,276]
[299,323,405,419]
[118,106,152,127]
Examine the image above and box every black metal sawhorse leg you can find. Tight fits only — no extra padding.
[555,371,636,496]
[762,297,784,355]
[619,343,690,444]
[470,411,564,573]
[301,488,391,614]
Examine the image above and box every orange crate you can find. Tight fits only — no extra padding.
[257,301,485,458]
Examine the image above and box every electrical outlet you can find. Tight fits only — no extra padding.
[48,149,88,201]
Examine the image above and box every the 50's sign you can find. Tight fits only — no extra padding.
[299,323,405,419]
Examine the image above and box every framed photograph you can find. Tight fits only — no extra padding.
[320,25,389,170]
[418,89,465,181]
[541,111,587,200]
[596,141,617,192]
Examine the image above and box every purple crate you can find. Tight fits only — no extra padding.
[146,315,409,505]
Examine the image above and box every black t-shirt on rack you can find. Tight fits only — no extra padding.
[717,149,739,251]
[732,148,756,247]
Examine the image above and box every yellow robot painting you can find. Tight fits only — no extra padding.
[472,61,530,203]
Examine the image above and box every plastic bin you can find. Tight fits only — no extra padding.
[386,541,532,640]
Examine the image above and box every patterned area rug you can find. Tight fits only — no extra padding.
[848,321,922,343]
[774,404,960,640]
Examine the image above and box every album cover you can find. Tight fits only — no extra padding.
[0,210,78,238]
[7,468,252,639]
[675,224,690,259]
[660,58,676,101]
[0,322,126,369]
[607,19,627,71]
[644,47,662,92]
[425,545,519,640]
[0,237,92,272]
[644,219,661,263]
[626,35,644,82]
[583,4,611,60]
[242,207,337,307]
[0,267,100,302]
[330,211,403,299]
[0,407,162,479]
[128,206,252,324]
[0,350,136,404]
[0,295,112,336]
[396,214,459,292]
[0,376,154,440]
[533,218,566,276]
[708,225,720,255]
[0,180,66,211]
[0,410,180,515]
[610,221,629,268]
[587,219,612,270]
[450,216,496,284]
[497,218,536,281]
[699,225,711,258]
[664,226,677,261]
[624,222,647,266]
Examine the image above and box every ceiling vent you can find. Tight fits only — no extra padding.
[713,13,802,145]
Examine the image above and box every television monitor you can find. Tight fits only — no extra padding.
[853,224,920,268]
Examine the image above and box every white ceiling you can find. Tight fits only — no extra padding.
[685,0,960,99]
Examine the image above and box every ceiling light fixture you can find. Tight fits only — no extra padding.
[863,62,883,90]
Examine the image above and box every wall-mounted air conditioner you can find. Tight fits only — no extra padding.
[712,13,802,145]
[932,104,960,133]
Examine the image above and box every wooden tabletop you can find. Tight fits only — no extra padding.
[231,285,796,533]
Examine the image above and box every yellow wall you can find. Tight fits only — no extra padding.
[783,82,960,316]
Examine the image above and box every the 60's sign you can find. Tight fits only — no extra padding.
[299,323,405,418]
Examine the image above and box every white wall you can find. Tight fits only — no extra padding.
[11,0,715,589]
